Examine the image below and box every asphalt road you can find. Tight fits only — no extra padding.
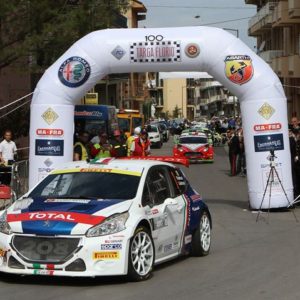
[1,140,300,300]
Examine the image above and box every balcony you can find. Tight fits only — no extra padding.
[288,55,300,77]
[248,2,276,36]
[259,50,284,63]
[210,94,226,103]
[272,56,289,77]
[200,98,209,106]
[289,0,300,18]
[187,98,195,106]
[200,81,222,90]
[273,1,300,26]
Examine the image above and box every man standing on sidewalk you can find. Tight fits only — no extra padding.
[0,130,17,165]
[228,129,240,176]
[0,130,17,185]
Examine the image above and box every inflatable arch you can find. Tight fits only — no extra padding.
[30,27,292,209]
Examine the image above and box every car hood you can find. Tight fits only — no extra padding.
[6,197,132,236]
[148,132,159,137]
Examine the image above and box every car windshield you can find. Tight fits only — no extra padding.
[179,137,208,144]
[118,118,130,132]
[148,126,158,133]
[28,172,141,200]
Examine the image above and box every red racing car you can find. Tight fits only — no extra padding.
[173,132,214,163]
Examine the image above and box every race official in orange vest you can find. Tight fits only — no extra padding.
[130,129,151,157]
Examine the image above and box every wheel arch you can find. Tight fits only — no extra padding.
[202,207,212,230]
[136,219,152,234]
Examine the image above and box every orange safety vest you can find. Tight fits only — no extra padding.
[131,138,150,157]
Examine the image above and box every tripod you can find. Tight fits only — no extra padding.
[256,150,298,223]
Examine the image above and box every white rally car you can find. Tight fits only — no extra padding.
[0,158,211,281]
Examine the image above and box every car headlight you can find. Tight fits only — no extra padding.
[86,212,129,237]
[0,211,12,235]
[203,148,208,152]
[154,134,160,138]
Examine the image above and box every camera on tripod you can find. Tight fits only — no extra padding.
[267,148,277,167]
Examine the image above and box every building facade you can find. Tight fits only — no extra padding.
[246,0,300,117]
[149,72,234,121]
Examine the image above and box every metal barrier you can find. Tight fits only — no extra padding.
[11,160,29,201]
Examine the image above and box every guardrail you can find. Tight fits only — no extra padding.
[11,160,29,201]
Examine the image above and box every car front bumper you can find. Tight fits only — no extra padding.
[0,232,130,277]
[173,151,213,162]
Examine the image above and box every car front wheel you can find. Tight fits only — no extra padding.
[191,211,211,256]
[127,226,154,281]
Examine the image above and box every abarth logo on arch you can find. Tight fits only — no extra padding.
[225,55,253,85]
[58,56,91,88]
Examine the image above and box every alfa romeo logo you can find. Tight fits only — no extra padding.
[58,56,91,88]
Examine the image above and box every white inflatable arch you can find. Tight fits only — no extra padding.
[30,27,292,209]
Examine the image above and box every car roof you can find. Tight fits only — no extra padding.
[50,158,174,175]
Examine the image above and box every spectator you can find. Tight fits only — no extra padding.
[127,127,141,156]
[290,129,299,197]
[228,129,240,176]
[228,117,236,129]
[73,131,90,161]
[290,117,300,131]
[0,130,17,165]
[221,119,229,133]
[0,130,17,185]
[130,129,150,157]
[91,133,111,159]
[110,130,127,158]
[236,128,246,176]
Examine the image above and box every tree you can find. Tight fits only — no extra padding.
[0,0,129,71]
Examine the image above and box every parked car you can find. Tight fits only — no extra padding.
[151,122,169,142]
[147,125,163,148]
[0,158,212,281]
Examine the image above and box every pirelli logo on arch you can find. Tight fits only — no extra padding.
[253,123,282,132]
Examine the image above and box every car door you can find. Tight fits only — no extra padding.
[142,166,185,260]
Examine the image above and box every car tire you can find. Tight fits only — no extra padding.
[191,211,211,257]
[127,226,155,281]
[158,141,162,149]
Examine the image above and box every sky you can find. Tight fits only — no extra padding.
[139,0,257,50]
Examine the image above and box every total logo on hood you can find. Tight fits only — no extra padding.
[7,197,132,235]
[7,211,105,225]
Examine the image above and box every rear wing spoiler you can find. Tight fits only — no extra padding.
[121,156,189,167]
